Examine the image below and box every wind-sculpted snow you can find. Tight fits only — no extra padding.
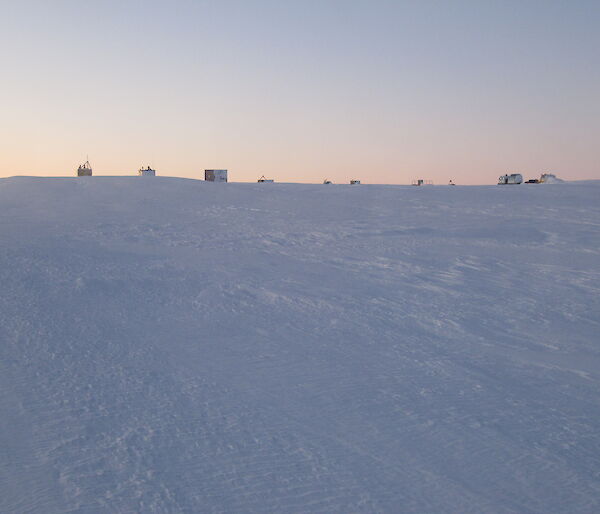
[1,177,599,513]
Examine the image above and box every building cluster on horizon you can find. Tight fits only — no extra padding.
[74,160,562,186]
[74,160,367,185]
[498,172,562,185]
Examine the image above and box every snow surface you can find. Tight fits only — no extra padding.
[1,176,599,513]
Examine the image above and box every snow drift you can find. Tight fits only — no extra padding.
[1,177,599,513]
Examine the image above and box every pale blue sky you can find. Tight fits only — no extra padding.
[1,0,598,183]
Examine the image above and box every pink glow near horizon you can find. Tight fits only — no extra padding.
[1,1,598,185]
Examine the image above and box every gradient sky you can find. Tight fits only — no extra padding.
[1,0,599,184]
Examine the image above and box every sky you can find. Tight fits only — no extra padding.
[1,0,599,184]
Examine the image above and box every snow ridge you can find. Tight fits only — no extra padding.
[1,177,599,513]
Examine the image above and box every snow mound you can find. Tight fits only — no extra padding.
[540,173,565,184]
[1,177,599,513]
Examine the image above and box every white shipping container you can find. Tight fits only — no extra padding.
[205,169,228,182]
[498,173,523,185]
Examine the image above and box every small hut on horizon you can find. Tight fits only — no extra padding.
[77,160,92,177]
[205,170,228,182]
[138,166,156,177]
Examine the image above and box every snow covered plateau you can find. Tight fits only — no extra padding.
[1,176,599,513]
